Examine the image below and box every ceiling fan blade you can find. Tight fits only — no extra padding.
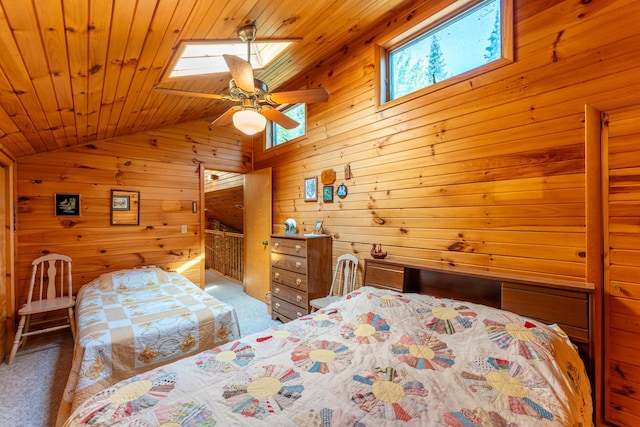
[262,107,299,130]
[155,87,228,100]
[223,54,255,93]
[211,106,241,127]
[266,87,329,105]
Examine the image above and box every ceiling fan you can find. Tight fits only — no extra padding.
[155,23,330,135]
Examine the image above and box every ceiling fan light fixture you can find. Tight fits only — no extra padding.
[233,109,267,135]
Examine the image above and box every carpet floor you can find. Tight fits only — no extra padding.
[204,270,282,336]
[0,269,280,426]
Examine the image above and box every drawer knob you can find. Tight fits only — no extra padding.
[274,258,279,264]
[274,272,280,279]
[614,285,621,291]
[275,302,280,308]
[296,278,302,285]
[274,242,280,248]
[295,262,301,269]
[296,295,302,302]
[275,287,280,294]
[296,312,302,318]
[295,245,301,252]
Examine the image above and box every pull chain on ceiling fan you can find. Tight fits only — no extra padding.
[155,23,330,135]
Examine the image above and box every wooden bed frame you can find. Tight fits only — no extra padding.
[362,258,595,386]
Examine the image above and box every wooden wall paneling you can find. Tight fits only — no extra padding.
[604,106,640,426]
[255,0,640,288]
[15,119,252,309]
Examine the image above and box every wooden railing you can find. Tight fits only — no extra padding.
[204,229,244,282]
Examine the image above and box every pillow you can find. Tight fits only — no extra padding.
[98,267,170,291]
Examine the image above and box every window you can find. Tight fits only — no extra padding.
[268,104,306,148]
[378,0,512,105]
[160,39,295,82]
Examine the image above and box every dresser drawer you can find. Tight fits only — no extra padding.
[272,296,306,320]
[271,283,307,308]
[363,259,405,291]
[272,267,307,291]
[271,238,306,256]
[272,252,307,274]
[502,282,589,342]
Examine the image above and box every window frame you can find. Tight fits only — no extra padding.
[375,0,513,110]
[265,103,308,150]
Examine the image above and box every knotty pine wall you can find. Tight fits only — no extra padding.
[255,0,638,285]
[15,120,251,305]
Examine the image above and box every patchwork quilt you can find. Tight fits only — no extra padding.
[57,267,240,426]
[64,286,592,426]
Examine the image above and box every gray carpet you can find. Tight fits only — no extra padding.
[0,333,74,427]
[205,270,282,336]
[0,269,280,427]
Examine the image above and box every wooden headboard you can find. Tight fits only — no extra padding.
[362,258,595,386]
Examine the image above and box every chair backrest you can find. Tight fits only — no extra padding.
[328,254,358,298]
[26,254,73,304]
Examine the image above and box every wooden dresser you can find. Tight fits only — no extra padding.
[270,234,332,322]
[363,258,594,384]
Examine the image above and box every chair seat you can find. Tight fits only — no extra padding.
[309,295,341,310]
[18,296,75,315]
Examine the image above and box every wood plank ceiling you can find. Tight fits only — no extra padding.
[0,0,413,159]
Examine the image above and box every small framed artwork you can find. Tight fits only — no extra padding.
[336,183,348,199]
[304,177,317,202]
[323,185,334,202]
[55,193,80,216]
[112,194,130,211]
[313,220,323,234]
[111,189,140,225]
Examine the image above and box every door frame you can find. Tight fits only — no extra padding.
[0,149,15,359]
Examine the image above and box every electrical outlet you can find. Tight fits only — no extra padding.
[181,224,187,234]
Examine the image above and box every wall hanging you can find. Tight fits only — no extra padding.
[111,189,140,225]
[55,193,80,216]
[336,183,348,199]
[304,177,317,202]
[323,185,334,202]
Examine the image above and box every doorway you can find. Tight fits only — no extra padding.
[202,168,272,302]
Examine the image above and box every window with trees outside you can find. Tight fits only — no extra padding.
[268,103,306,148]
[378,0,512,106]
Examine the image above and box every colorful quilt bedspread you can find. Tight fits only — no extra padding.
[58,267,240,425]
[64,286,592,426]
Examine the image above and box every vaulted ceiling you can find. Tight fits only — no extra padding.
[0,0,413,159]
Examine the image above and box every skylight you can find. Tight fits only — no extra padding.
[167,40,293,79]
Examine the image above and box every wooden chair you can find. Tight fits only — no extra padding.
[310,254,358,311]
[8,254,76,365]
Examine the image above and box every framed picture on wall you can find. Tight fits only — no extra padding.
[55,193,80,216]
[111,189,140,225]
[323,185,334,202]
[304,177,317,202]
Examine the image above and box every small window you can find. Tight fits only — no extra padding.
[378,0,512,105]
[268,104,306,148]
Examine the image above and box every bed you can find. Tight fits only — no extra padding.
[63,285,592,426]
[57,266,241,425]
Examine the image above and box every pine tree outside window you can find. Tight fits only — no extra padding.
[378,0,512,106]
